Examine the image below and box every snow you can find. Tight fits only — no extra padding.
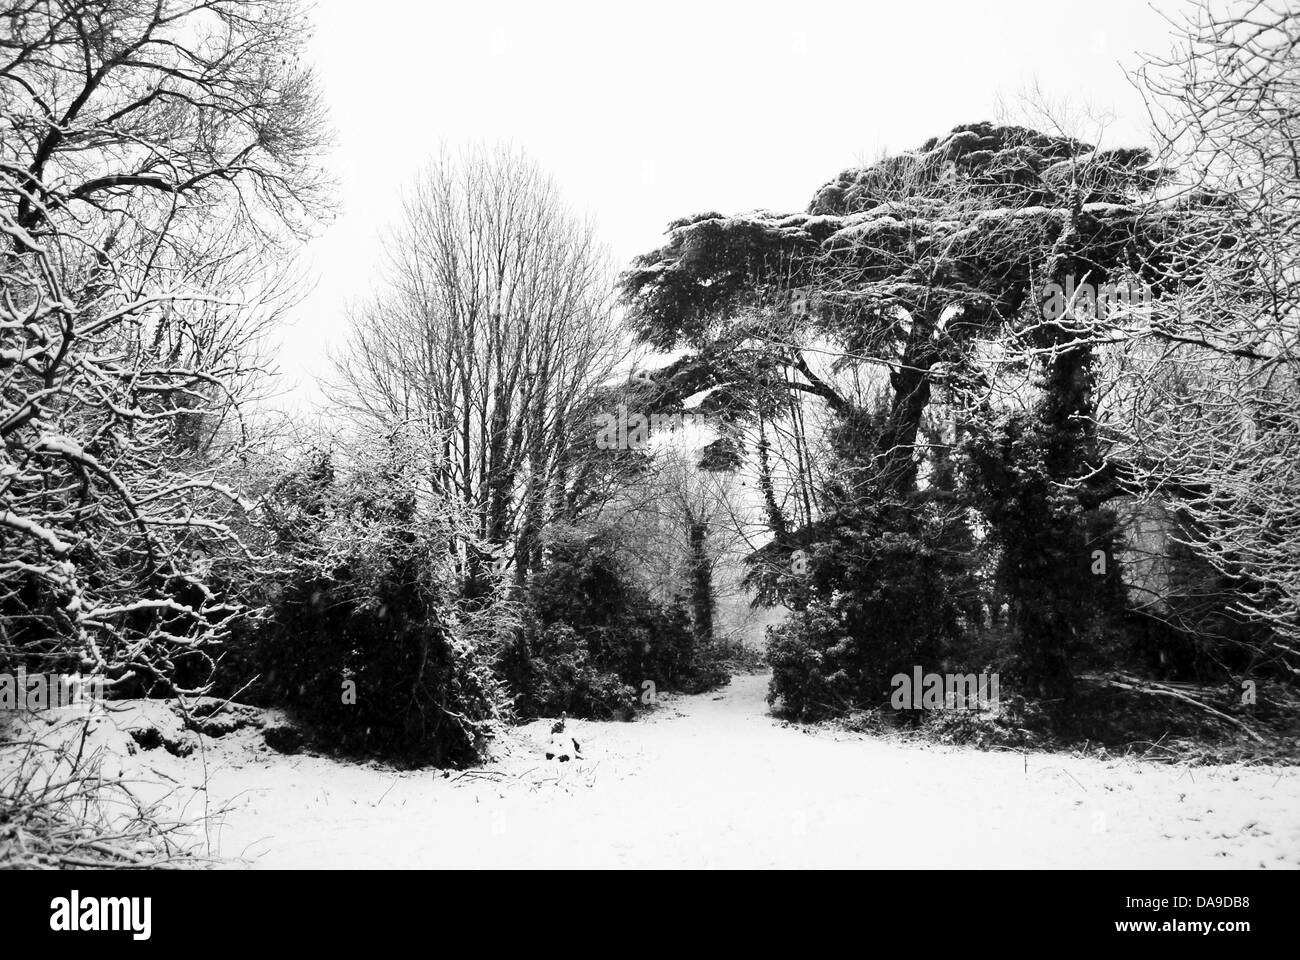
[0,509,73,554]
[7,674,1299,868]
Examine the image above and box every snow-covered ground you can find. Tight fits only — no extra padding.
[10,673,1300,868]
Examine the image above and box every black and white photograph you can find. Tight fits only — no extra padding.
[0,0,1296,930]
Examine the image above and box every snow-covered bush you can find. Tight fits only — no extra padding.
[501,622,637,721]
[501,524,728,720]
[761,496,976,721]
[0,714,204,867]
[223,445,509,766]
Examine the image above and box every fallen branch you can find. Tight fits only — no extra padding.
[1093,673,1266,744]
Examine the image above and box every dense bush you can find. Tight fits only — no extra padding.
[500,622,638,720]
[765,605,851,721]
[219,454,737,756]
[501,525,729,720]
[221,448,507,767]
[762,500,979,721]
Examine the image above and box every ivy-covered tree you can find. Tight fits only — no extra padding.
[621,122,1170,712]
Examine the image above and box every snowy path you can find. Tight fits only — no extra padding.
[171,672,1299,868]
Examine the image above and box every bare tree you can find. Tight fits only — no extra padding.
[0,0,328,691]
[1114,0,1300,665]
[598,445,757,641]
[330,145,629,590]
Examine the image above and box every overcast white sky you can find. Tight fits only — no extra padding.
[272,0,1184,409]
